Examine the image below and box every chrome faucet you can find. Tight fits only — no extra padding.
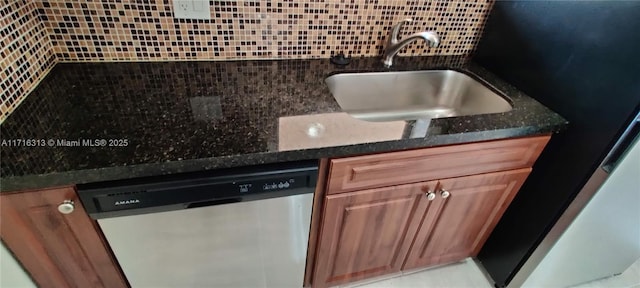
[382,19,440,67]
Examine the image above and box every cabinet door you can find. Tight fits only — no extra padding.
[0,187,127,288]
[312,181,438,288]
[403,169,531,270]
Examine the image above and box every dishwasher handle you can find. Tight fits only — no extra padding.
[186,198,242,209]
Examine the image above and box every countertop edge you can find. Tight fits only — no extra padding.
[1,126,560,192]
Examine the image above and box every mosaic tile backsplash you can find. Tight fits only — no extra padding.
[38,0,493,61]
[1,0,56,121]
[1,0,494,122]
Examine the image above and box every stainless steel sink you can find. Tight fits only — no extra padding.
[325,70,513,122]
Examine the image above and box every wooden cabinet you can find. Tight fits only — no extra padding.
[403,169,531,270]
[0,186,127,288]
[326,135,549,194]
[312,181,438,287]
[310,136,550,288]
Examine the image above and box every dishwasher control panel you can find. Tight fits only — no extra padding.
[77,161,319,219]
[251,175,304,192]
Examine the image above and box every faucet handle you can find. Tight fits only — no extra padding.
[389,18,413,45]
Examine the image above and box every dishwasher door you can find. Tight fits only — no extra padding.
[98,193,313,288]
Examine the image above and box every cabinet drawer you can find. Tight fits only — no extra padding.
[327,135,550,194]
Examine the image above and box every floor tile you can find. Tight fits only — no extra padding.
[355,259,492,288]
[351,257,640,288]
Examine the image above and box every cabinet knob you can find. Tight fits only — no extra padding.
[440,189,451,199]
[57,200,75,214]
[425,192,436,201]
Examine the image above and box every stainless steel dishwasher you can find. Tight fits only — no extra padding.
[78,161,318,288]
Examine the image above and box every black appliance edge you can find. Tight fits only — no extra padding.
[472,1,640,287]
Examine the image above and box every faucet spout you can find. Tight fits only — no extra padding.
[382,19,440,68]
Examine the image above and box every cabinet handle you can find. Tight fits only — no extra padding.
[425,191,436,201]
[57,200,75,214]
[440,189,451,199]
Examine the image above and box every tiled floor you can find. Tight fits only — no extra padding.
[343,259,492,288]
[348,258,640,288]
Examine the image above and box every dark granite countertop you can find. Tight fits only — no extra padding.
[0,56,567,192]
